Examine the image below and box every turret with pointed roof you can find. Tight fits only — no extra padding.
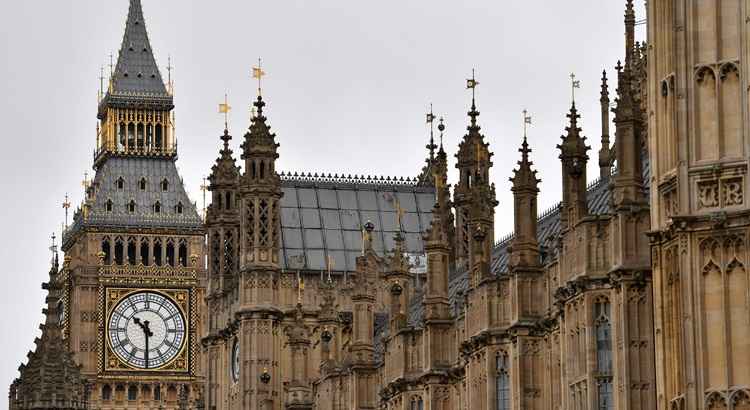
[509,136,541,269]
[9,249,88,410]
[558,103,591,229]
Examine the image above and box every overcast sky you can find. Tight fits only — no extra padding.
[0,0,645,402]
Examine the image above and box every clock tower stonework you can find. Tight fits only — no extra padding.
[58,0,206,408]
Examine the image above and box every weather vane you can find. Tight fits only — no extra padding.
[466,68,479,100]
[200,177,209,221]
[523,109,532,139]
[252,58,266,96]
[62,193,71,228]
[570,72,581,103]
[219,94,232,130]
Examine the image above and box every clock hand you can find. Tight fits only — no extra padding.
[133,317,154,368]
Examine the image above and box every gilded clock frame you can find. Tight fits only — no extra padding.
[102,287,191,373]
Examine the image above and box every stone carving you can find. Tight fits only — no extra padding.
[698,180,720,209]
[722,178,743,206]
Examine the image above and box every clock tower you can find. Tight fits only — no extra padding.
[59,0,206,408]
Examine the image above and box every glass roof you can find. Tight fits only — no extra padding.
[279,181,435,272]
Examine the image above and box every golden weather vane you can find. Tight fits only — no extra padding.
[62,193,71,228]
[252,58,266,96]
[218,94,232,130]
[523,109,532,138]
[570,72,581,103]
[466,68,479,98]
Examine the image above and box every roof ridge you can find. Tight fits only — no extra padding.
[279,171,421,186]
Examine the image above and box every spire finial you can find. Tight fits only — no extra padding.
[570,72,581,104]
[438,117,445,151]
[466,69,480,128]
[219,93,232,131]
[426,103,437,160]
[62,194,71,229]
[523,109,532,140]
[167,55,173,94]
[625,0,636,66]
[49,233,58,266]
[252,58,266,97]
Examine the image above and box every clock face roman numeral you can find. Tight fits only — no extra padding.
[108,291,187,370]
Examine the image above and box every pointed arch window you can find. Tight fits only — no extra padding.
[166,240,175,267]
[101,238,112,265]
[178,239,188,267]
[154,201,161,213]
[410,397,424,410]
[161,179,169,192]
[176,202,184,214]
[595,299,613,410]
[128,200,136,213]
[225,192,231,210]
[496,352,510,410]
[127,237,136,265]
[153,239,163,266]
[127,385,137,401]
[102,385,112,401]
[140,239,149,266]
[139,177,147,191]
[116,177,125,190]
[106,199,113,212]
[114,238,124,266]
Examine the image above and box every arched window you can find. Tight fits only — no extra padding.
[136,123,144,149]
[140,178,147,191]
[146,124,153,148]
[225,192,231,210]
[260,160,265,179]
[155,125,163,151]
[127,238,136,265]
[496,352,510,410]
[154,201,161,213]
[127,123,135,150]
[114,239,124,266]
[166,241,175,267]
[595,299,613,410]
[153,239,163,266]
[140,240,149,266]
[217,193,223,210]
[127,385,137,401]
[176,202,183,214]
[117,177,124,190]
[102,239,112,265]
[102,385,112,401]
[410,397,424,410]
[128,200,136,213]
[106,199,113,212]
[153,386,161,400]
[118,123,126,149]
[251,161,257,179]
[178,240,188,267]
[161,179,169,191]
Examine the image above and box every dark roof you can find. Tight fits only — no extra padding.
[63,157,202,246]
[279,173,435,272]
[107,0,170,98]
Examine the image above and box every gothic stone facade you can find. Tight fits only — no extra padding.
[10,1,750,410]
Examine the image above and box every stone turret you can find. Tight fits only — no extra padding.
[509,136,541,269]
[558,103,591,230]
[9,249,88,410]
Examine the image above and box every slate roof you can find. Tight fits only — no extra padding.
[278,173,435,273]
[110,0,169,96]
[63,157,202,247]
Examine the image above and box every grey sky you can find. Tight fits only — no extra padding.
[0,0,645,402]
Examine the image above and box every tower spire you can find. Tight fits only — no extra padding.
[599,70,613,181]
[557,101,591,228]
[625,0,636,67]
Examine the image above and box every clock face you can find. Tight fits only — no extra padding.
[108,291,186,369]
[231,338,240,383]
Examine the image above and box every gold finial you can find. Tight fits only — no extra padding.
[200,177,209,221]
[466,68,479,100]
[523,109,532,139]
[570,72,581,103]
[81,172,90,191]
[252,58,266,96]
[218,94,232,130]
[297,271,305,304]
[62,194,71,228]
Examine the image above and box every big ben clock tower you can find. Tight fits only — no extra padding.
[59,0,206,408]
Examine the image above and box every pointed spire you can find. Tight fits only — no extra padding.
[109,0,169,96]
[510,135,540,191]
[599,70,612,180]
[625,0,636,67]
